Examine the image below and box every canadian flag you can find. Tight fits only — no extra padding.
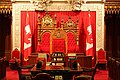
[86,11,94,57]
[23,13,32,61]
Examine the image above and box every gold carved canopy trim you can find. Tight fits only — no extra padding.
[64,16,77,29]
[40,12,57,29]
[105,2,120,14]
[37,13,57,45]
[0,1,12,14]
[52,28,66,39]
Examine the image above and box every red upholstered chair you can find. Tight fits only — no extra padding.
[96,48,107,70]
[9,48,21,70]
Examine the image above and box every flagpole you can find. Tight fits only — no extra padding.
[20,51,22,66]
[23,10,32,65]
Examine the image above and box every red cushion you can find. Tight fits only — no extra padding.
[52,39,65,53]
[9,59,21,63]
[97,59,107,62]
[9,59,15,62]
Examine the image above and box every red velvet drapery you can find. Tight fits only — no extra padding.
[21,11,96,62]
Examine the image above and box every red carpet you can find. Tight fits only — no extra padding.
[94,69,108,80]
[6,67,19,80]
[6,67,108,80]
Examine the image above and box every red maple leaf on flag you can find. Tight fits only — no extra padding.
[23,13,32,61]
[24,25,32,44]
[86,11,93,57]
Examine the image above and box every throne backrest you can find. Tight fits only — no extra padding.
[63,16,79,53]
[52,28,67,53]
[40,32,50,53]
[37,13,56,53]
[67,32,77,53]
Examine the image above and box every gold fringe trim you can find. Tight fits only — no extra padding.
[0,5,12,14]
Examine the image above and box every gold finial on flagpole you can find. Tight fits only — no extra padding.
[88,9,91,17]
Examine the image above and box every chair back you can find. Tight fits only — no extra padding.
[17,64,34,80]
[67,32,78,53]
[32,73,54,80]
[11,48,20,59]
[97,49,106,60]
[74,62,98,80]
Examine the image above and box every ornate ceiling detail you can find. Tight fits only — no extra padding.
[105,2,120,14]
[0,1,12,14]
[67,0,86,11]
[31,0,51,11]
[30,0,87,11]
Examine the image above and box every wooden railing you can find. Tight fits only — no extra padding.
[0,57,6,80]
[108,57,120,80]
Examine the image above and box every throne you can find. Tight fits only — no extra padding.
[31,13,79,66]
[52,27,67,53]
[38,15,79,51]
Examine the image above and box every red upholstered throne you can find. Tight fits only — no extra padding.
[36,13,79,59]
[37,32,50,53]
[67,32,78,53]
[9,48,21,70]
[63,16,79,53]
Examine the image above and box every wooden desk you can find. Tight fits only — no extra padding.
[31,65,82,80]
[28,54,37,65]
[77,56,92,68]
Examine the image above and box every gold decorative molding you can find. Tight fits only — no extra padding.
[105,2,120,14]
[0,1,12,14]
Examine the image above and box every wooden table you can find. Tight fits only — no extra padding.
[31,65,83,80]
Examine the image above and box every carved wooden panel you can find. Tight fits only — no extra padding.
[37,13,79,54]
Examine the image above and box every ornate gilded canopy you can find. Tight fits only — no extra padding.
[1,0,120,15]
[0,0,12,14]
[105,1,120,14]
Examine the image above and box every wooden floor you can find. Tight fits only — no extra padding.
[5,67,108,80]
